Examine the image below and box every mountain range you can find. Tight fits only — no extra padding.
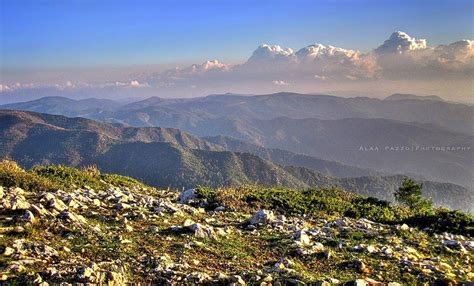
[0,109,472,211]
[2,92,473,189]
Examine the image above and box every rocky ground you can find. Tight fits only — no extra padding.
[0,164,473,285]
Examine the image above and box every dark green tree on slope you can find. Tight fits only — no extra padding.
[395,178,433,213]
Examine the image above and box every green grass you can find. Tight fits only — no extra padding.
[195,185,474,236]
[0,160,152,194]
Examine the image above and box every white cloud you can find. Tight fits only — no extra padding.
[139,32,472,92]
[3,31,471,99]
[375,31,427,54]
[272,80,289,86]
[374,32,473,79]
[248,44,295,62]
[130,80,141,87]
[0,84,11,92]
[431,40,474,70]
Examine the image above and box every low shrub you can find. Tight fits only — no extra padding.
[32,164,105,190]
[404,209,474,236]
[0,160,58,192]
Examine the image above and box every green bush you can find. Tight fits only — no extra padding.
[0,160,58,192]
[32,164,105,190]
[404,209,474,236]
[344,197,396,222]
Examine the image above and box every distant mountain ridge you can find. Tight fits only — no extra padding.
[204,135,383,178]
[1,110,472,211]
[2,92,473,135]
[2,93,472,188]
[384,93,445,102]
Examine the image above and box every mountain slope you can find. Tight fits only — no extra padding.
[248,117,473,188]
[0,110,307,189]
[205,135,382,178]
[1,110,472,211]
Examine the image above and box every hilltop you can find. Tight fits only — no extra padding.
[0,161,473,284]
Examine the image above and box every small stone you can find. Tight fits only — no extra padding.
[58,210,87,224]
[214,206,225,212]
[343,279,368,286]
[366,245,376,253]
[22,210,36,223]
[178,188,198,204]
[30,204,48,217]
[43,193,67,211]
[313,242,325,252]
[9,195,31,210]
[188,223,217,240]
[3,246,15,256]
[249,210,276,225]
[382,246,393,255]
[293,229,311,245]
[76,266,94,282]
[400,224,410,231]
[183,219,195,227]
[115,202,131,210]
[230,275,246,285]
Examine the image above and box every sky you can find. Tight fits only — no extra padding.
[0,0,473,102]
[2,0,473,68]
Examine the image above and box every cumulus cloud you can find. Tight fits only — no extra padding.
[295,44,378,80]
[2,31,472,99]
[248,44,295,62]
[374,32,474,79]
[375,31,427,54]
[431,40,474,70]
[139,32,472,91]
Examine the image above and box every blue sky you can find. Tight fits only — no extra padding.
[1,0,473,68]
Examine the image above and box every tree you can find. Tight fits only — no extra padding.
[395,178,432,213]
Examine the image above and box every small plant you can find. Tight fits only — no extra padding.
[81,165,101,177]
